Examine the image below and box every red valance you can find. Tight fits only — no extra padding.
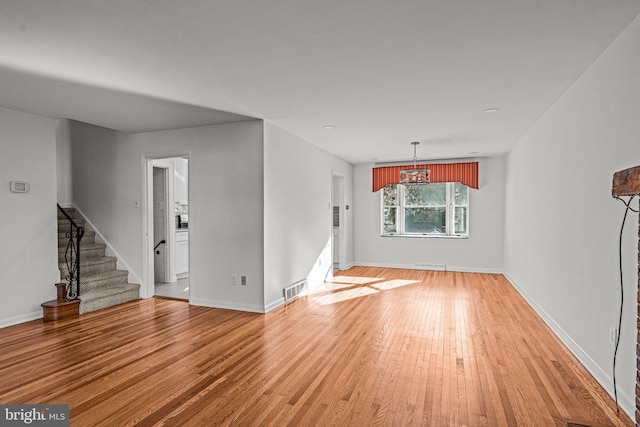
[372,162,479,192]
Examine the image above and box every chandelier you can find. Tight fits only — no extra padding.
[399,141,430,185]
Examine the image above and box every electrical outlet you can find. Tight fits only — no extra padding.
[609,327,618,345]
[241,275,247,286]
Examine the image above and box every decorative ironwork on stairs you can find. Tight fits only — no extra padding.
[57,204,84,300]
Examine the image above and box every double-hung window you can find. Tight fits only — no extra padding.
[382,182,469,237]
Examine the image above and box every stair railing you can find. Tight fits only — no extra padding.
[154,239,166,254]
[57,204,84,300]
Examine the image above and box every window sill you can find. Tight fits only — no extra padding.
[381,234,468,240]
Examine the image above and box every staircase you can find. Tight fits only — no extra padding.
[58,207,140,314]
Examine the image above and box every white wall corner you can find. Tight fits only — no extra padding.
[338,262,356,271]
[503,273,635,420]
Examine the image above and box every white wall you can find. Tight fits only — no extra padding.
[174,157,188,205]
[263,122,353,310]
[353,156,505,272]
[70,119,266,312]
[55,118,73,205]
[504,15,640,417]
[0,107,59,326]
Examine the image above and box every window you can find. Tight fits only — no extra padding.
[382,182,469,237]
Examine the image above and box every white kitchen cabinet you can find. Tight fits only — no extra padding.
[176,231,189,278]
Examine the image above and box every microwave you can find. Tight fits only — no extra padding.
[177,214,188,229]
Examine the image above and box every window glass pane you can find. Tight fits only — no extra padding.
[405,207,446,233]
[455,207,467,234]
[405,183,446,206]
[454,183,468,205]
[381,182,470,237]
[383,207,397,233]
[383,185,397,206]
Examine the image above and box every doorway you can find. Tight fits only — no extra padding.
[152,166,169,284]
[144,156,190,301]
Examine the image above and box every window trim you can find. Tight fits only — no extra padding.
[381,182,469,238]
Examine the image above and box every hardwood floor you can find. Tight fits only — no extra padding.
[154,277,190,300]
[0,267,632,426]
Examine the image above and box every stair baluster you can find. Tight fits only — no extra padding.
[57,204,84,300]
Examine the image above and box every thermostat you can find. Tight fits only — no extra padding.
[10,181,29,193]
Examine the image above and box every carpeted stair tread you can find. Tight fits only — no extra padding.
[60,255,116,268]
[57,223,86,234]
[81,283,140,297]
[58,207,75,215]
[58,242,106,259]
[57,218,77,226]
[59,256,117,278]
[57,210,77,221]
[79,270,130,292]
[58,236,100,249]
[79,283,140,314]
[57,231,97,244]
[78,269,129,284]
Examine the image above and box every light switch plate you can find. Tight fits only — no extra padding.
[10,181,29,193]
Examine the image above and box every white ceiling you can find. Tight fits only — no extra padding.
[1,0,639,163]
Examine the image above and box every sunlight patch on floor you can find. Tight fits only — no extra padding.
[329,275,384,285]
[307,282,354,295]
[370,279,418,291]
[312,286,379,305]
[310,276,420,305]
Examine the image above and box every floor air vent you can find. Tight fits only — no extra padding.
[284,279,308,302]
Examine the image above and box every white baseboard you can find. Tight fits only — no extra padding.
[503,273,635,420]
[190,298,266,314]
[0,310,42,329]
[354,261,502,274]
[191,297,290,314]
[73,205,142,285]
[265,297,285,313]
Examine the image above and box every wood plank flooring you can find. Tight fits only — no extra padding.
[0,267,632,426]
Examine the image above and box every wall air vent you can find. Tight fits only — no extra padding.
[284,279,308,302]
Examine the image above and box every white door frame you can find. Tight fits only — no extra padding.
[141,153,189,299]
[331,170,347,270]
